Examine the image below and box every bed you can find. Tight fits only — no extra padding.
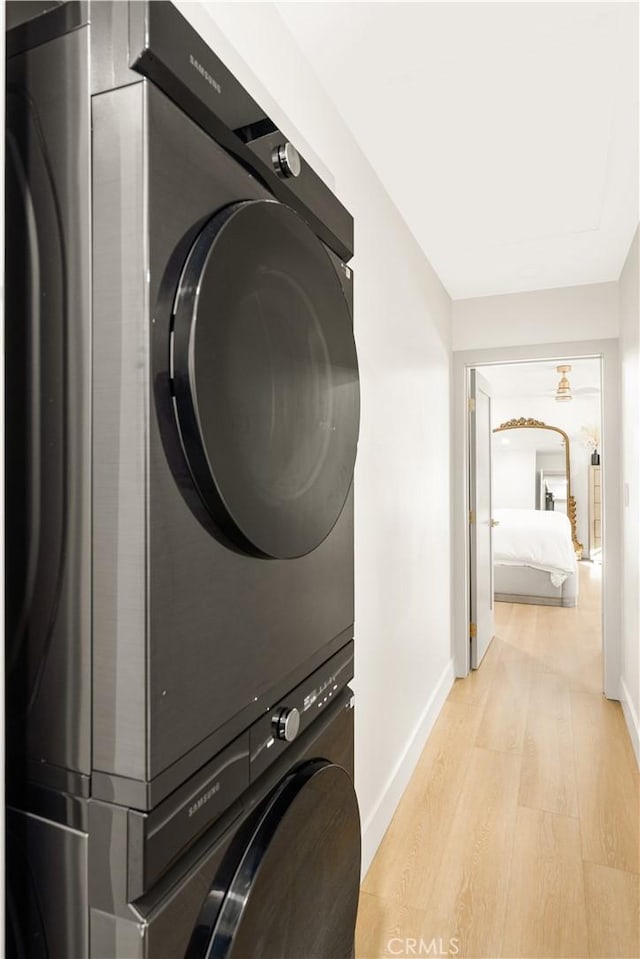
[493,508,579,608]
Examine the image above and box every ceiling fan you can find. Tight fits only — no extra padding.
[552,364,600,402]
[555,364,572,402]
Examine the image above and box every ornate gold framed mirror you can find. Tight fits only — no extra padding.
[493,417,583,558]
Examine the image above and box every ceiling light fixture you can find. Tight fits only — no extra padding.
[555,364,573,402]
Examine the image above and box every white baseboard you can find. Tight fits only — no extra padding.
[620,677,640,768]
[360,659,455,877]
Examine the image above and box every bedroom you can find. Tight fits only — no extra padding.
[479,356,603,658]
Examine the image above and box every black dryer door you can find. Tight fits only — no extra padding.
[185,761,361,959]
[171,200,360,559]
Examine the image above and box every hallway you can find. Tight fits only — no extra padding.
[356,564,639,958]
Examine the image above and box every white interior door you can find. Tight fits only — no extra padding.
[469,370,495,667]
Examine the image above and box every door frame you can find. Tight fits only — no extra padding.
[452,338,621,699]
[468,370,495,668]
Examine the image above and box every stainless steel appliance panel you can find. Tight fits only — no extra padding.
[91,80,149,782]
[5,24,92,787]
[7,809,89,959]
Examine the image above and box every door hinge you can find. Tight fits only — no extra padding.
[469,510,475,524]
[468,397,476,413]
[470,622,477,638]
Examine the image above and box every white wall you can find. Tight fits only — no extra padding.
[491,392,601,550]
[452,281,618,351]
[176,2,454,870]
[619,228,640,764]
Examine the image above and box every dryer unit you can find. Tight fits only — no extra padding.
[6,0,359,807]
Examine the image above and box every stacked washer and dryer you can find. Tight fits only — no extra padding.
[5,2,361,956]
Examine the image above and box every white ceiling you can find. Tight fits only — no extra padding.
[481,356,601,399]
[277,2,639,299]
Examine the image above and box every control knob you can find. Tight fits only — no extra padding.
[272,706,301,742]
[272,142,301,179]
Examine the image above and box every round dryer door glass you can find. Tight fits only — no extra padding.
[171,200,360,559]
[186,761,361,959]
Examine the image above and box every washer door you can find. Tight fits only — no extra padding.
[171,200,360,559]
[185,762,361,959]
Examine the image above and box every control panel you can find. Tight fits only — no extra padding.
[124,641,354,898]
[249,642,353,781]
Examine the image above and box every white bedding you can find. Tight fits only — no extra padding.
[493,508,577,587]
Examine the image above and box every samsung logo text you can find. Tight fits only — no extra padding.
[189,55,222,94]
[188,782,220,817]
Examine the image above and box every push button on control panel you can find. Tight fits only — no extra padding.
[272,706,301,743]
[272,142,301,179]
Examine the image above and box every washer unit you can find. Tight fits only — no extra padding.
[8,654,360,958]
[6,1,361,956]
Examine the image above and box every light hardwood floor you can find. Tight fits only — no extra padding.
[357,563,640,958]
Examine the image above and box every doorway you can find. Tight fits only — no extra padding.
[453,339,621,700]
